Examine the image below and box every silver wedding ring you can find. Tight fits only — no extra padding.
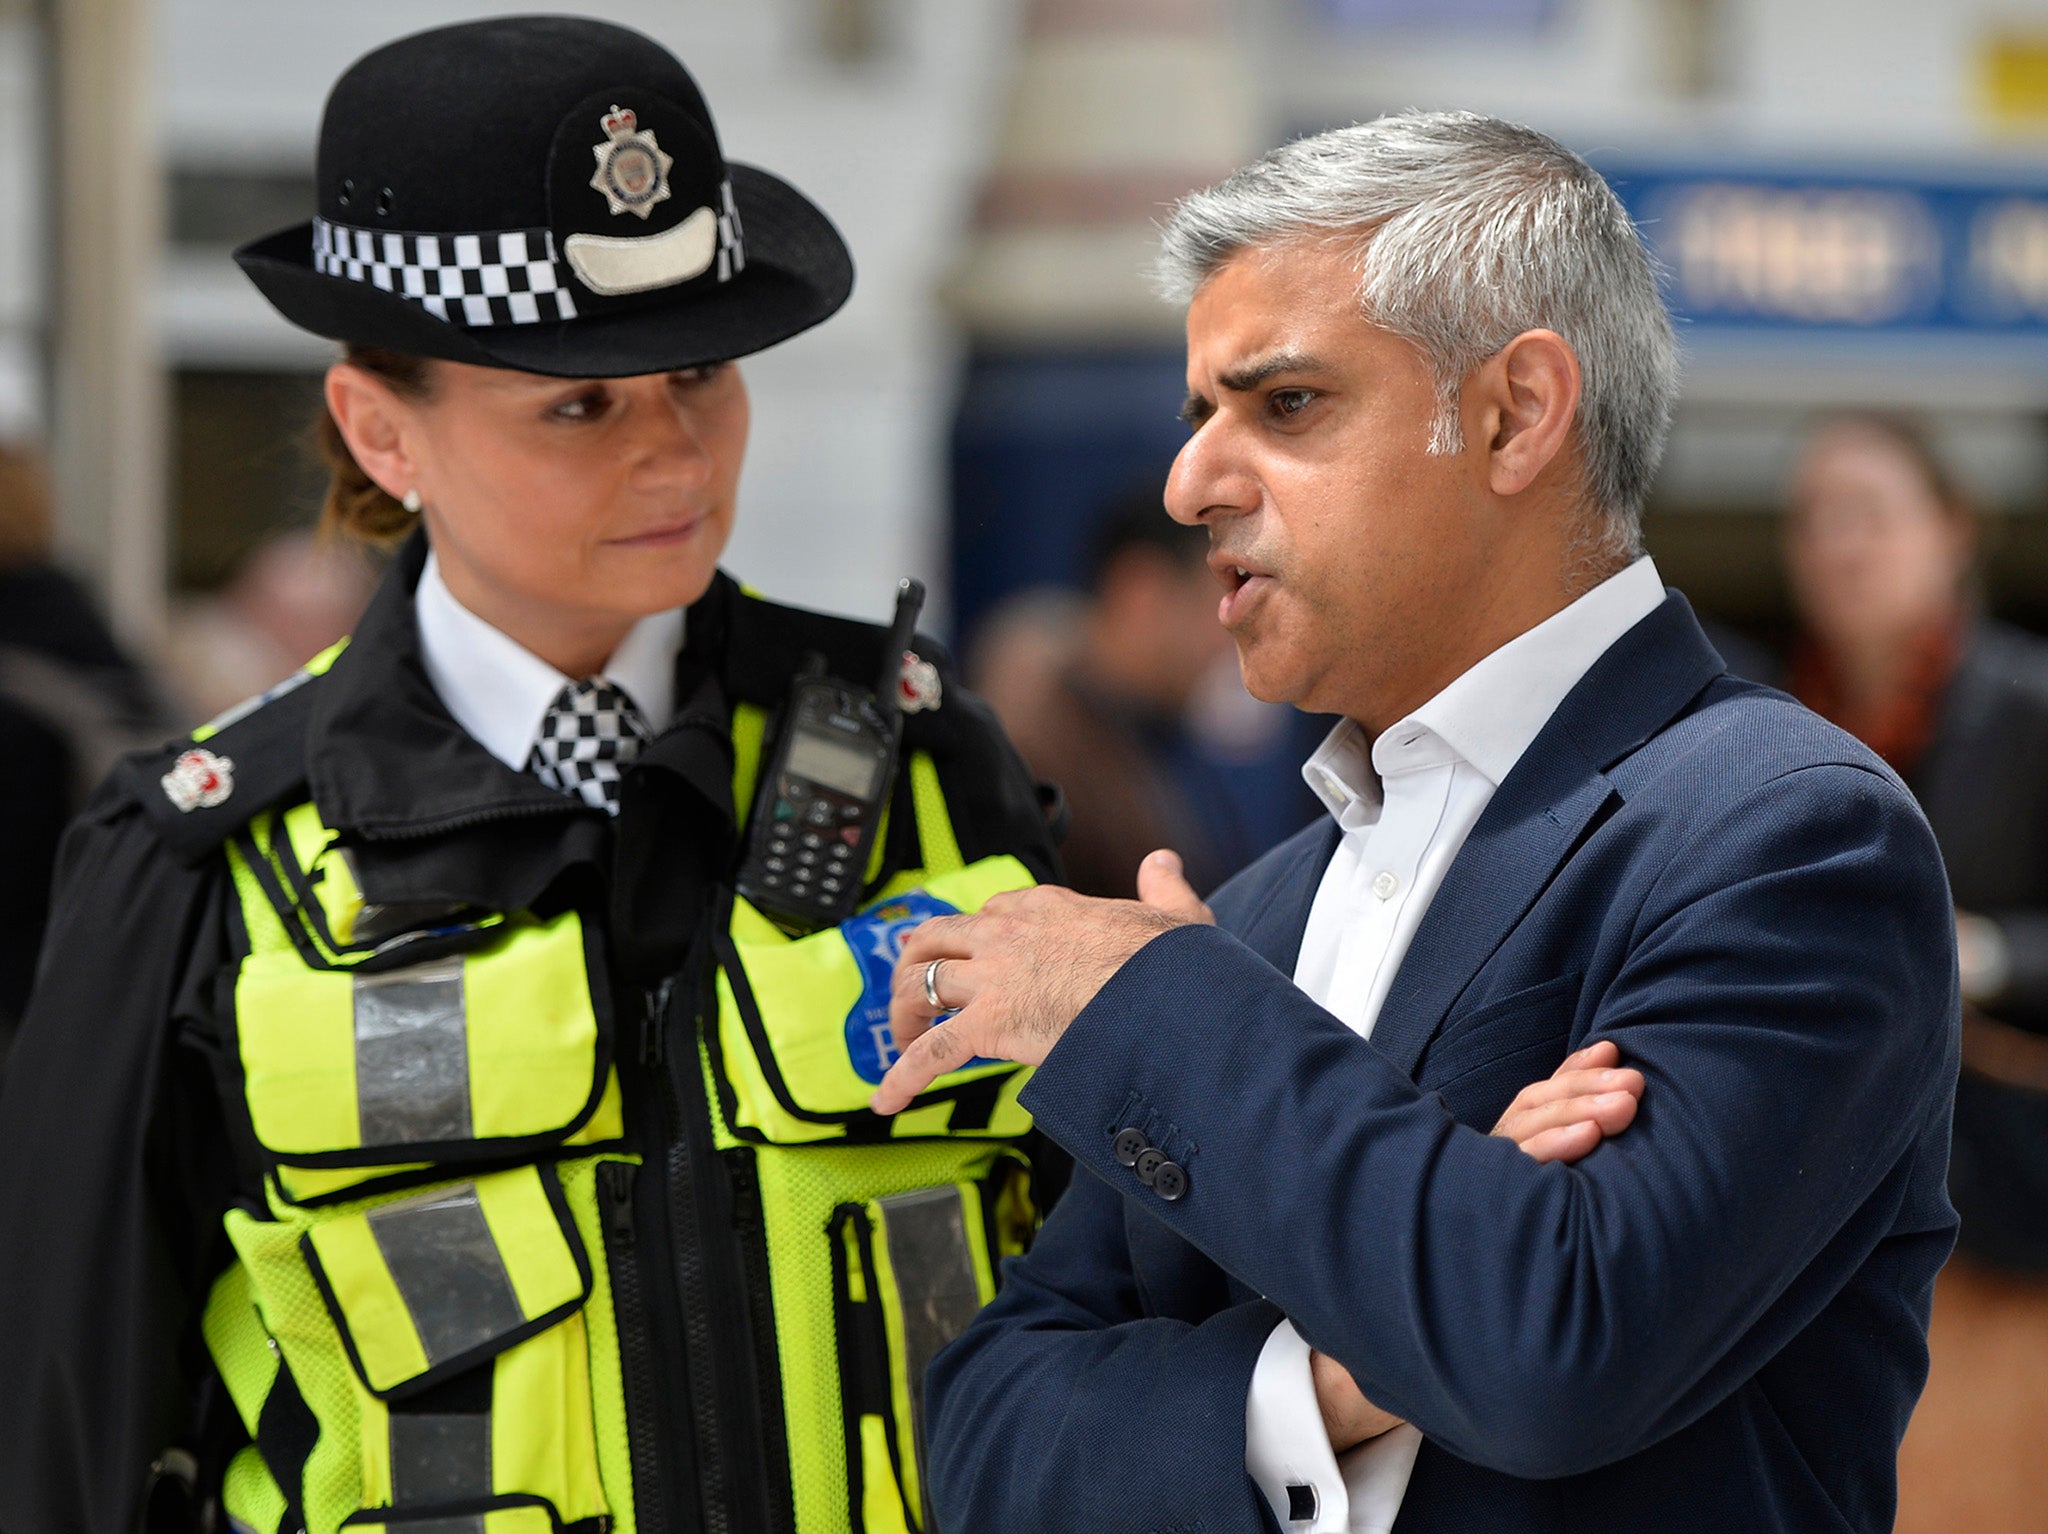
[922,957,946,1011]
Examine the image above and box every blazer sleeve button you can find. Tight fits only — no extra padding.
[1134,1147,1167,1185]
[1112,1127,1150,1167]
[1152,1161,1189,1202]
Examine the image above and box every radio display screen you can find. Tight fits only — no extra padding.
[788,730,884,800]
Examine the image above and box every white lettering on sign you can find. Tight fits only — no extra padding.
[1969,198,2048,318]
[869,1020,899,1071]
[1659,184,1941,324]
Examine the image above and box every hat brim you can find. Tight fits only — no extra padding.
[234,163,853,378]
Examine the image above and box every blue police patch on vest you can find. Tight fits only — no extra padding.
[842,890,957,1084]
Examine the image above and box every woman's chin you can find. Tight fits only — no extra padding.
[607,563,720,618]
[598,536,727,609]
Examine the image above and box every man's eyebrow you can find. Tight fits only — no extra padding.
[1217,350,1326,394]
[1179,350,1330,426]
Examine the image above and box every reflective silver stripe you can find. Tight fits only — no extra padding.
[878,1185,984,1532]
[390,1407,493,1510]
[366,1184,526,1367]
[354,957,472,1146]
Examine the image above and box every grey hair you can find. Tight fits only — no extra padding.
[1157,111,1678,564]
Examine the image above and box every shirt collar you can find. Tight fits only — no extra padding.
[1302,718,1383,832]
[1301,556,1665,825]
[414,549,685,771]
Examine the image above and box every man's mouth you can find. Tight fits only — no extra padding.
[1211,556,1273,628]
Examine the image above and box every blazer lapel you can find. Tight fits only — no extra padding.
[1229,819,1338,978]
[1369,748,1612,1077]
[1368,593,1728,1078]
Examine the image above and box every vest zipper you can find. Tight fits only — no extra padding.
[642,978,671,1068]
[599,1160,669,1534]
[655,979,778,1534]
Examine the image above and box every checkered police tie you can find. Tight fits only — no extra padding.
[527,678,651,815]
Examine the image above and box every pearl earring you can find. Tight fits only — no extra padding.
[401,488,422,514]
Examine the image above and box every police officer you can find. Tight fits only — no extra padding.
[0,18,1061,1533]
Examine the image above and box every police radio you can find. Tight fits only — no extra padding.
[736,578,926,934]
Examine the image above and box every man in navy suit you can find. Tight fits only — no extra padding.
[874,112,1959,1532]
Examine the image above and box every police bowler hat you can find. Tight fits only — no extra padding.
[236,16,853,378]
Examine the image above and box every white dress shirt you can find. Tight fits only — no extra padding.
[1243,556,1667,1533]
[413,550,685,769]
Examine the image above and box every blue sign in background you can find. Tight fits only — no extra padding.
[1599,161,2048,335]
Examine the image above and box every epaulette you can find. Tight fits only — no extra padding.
[112,653,335,865]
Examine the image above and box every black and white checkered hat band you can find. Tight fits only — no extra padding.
[715,180,746,282]
[312,178,745,328]
[312,218,579,327]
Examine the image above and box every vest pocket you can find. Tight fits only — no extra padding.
[214,1159,620,1534]
[711,855,1038,1145]
[231,910,625,1204]
[828,1153,1035,1531]
[300,1164,591,1399]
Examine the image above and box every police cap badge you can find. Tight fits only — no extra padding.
[589,105,673,219]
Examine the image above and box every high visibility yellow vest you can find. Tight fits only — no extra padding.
[202,700,1041,1534]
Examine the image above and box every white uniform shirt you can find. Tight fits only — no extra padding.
[1243,556,1667,1533]
[413,549,684,768]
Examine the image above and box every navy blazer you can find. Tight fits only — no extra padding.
[927,595,1960,1534]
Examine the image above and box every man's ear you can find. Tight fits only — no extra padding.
[1477,329,1581,499]
[324,362,421,501]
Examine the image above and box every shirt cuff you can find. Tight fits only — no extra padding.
[1245,1319,1349,1532]
[1338,1423,1422,1534]
[1245,1319,1424,1534]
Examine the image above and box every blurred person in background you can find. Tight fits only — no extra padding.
[162,527,379,724]
[0,442,177,1070]
[1782,412,2048,1531]
[972,483,1256,897]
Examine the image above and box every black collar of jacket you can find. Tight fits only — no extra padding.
[699,566,959,747]
[117,531,963,899]
[120,532,610,909]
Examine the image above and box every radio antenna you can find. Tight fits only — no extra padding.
[878,578,926,700]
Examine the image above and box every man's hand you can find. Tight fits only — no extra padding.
[1312,1346,1409,1451]
[1489,1038,1644,1161]
[871,850,1211,1114]
[1311,1040,1645,1452]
